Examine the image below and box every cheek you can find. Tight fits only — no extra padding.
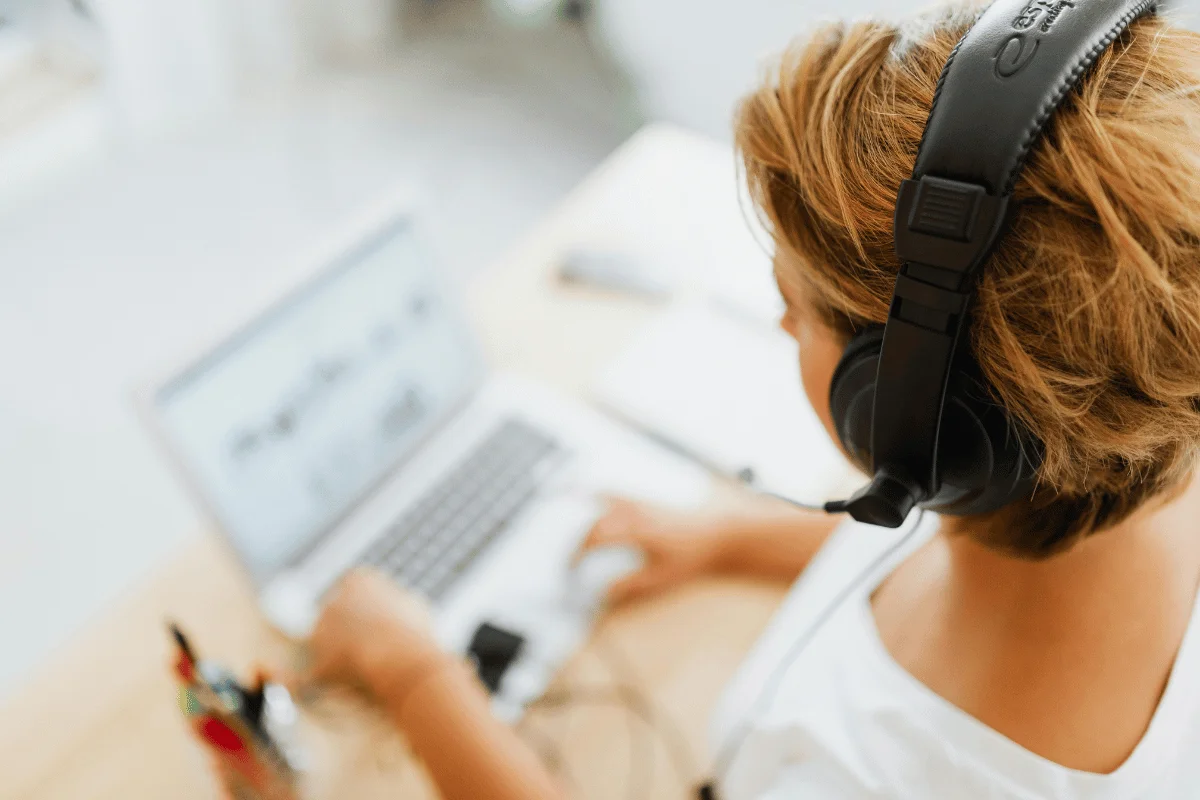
[796,325,844,448]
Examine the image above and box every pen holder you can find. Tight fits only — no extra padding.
[171,625,306,800]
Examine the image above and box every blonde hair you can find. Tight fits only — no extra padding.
[736,7,1200,557]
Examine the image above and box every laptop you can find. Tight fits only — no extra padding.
[142,194,710,717]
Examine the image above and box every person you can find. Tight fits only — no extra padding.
[303,4,1200,798]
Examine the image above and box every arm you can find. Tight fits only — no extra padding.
[373,657,561,800]
[308,572,563,800]
[711,507,842,583]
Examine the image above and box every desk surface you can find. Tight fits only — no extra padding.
[0,125,790,800]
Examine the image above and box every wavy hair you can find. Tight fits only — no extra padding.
[736,6,1200,557]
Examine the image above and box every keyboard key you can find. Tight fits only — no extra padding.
[358,418,563,600]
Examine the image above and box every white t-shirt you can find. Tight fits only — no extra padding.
[709,516,1200,799]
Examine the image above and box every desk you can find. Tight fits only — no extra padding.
[0,125,791,800]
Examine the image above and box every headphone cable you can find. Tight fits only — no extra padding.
[590,634,700,787]
[757,489,849,515]
[735,467,849,515]
[520,633,700,800]
[704,508,928,794]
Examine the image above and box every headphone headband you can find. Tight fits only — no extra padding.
[914,0,1158,195]
[840,0,1158,527]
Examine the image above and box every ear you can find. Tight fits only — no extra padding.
[799,317,854,451]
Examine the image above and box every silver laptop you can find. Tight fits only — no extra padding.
[143,196,709,715]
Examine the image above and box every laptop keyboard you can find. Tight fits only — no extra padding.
[359,418,565,601]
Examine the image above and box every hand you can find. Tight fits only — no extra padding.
[576,498,728,606]
[305,569,446,696]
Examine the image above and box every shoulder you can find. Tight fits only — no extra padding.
[872,536,1200,775]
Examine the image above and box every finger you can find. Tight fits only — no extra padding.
[389,587,436,633]
[290,657,349,705]
[606,568,670,607]
[577,499,642,556]
[340,565,389,594]
[302,643,336,687]
[278,665,311,698]
[301,608,344,686]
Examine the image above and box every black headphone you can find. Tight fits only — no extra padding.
[821,0,1159,529]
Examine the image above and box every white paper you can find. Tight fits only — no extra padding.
[594,301,853,503]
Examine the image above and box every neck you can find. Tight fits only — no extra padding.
[870,473,1200,774]
[939,476,1200,636]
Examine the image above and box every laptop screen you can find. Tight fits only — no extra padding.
[155,218,483,580]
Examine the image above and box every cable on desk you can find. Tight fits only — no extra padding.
[598,635,654,800]
[519,632,700,800]
[590,634,699,788]
[518,722,580,797]
[524,687,661,800]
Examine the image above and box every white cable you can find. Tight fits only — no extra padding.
[707,508,928,791]
[757,489,837,514]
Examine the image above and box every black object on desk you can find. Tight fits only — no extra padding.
[468,622,526,694]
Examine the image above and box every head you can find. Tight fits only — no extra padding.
[736,4,1200,558]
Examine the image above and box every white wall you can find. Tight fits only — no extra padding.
[595,0,1200,141]
[88,0,402,142]
[595,0,908,139]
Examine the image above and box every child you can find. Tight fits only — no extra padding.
[305,4,1200,797]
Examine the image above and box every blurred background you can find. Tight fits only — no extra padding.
[2,0,1196,710]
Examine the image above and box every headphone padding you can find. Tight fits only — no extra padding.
[829,327,885,474]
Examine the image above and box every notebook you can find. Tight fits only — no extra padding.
[594,301,854,503]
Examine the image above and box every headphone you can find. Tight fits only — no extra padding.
[818,0,1159,529]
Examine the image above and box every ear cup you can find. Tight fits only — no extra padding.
[829,327,1038,516]
[932,370,1039,516]
[829,327,885,474]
